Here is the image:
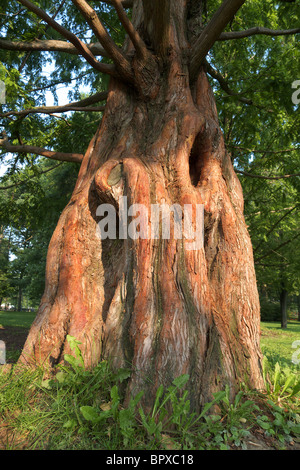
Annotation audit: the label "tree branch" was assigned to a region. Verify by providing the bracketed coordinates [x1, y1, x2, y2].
[0, 91, 108, 119]
[228, 145, 295, 155]
[110, 0, 148, 60]
[219, 27, 300, 41]
[71, 0, 133, 81]
[254, 206, 299, 253]
[16, 0, 117, 76]
[142, 0, 170, 58]
[255, 232, 300, 263]
[0, 132, 83, 163]
[235, 169, 300, 180]
[205, 61, 253, 105]
[18, 0, 67, 73]
[189, 0, 246, 81]
[0, 162, 64, 190]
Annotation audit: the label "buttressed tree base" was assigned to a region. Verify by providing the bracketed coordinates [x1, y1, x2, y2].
[3, 0, 271, 411]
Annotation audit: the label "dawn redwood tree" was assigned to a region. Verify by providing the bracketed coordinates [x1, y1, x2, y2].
[1, 0, 299, 410]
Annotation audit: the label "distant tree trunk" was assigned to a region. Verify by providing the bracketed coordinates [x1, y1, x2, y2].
[17, 286, 22, 312]
[16, 271, 24, 312]
[280, 288, 288, 329]
[20, 0, 264, 411]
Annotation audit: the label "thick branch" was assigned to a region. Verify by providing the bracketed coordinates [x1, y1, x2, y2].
[17, 0, 117, 76]
[142, 0, 170, 58]
[235, 169, 300, 180]
[0, 38, 110, 58]
[0, 91, 108, 119]
[228, 145, 295, 155]
[110, 0, 148, 60]
[219, 27, 300, 40]
[0, 133, 83, 163]
[71, 0, 133, 81]
[190, 0, 246, 80]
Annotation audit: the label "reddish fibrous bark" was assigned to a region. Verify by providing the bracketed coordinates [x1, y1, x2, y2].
[20, 0, 264, 411]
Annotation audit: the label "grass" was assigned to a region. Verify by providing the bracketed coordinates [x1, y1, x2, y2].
[0, 310, 36, 329]
[261, 321, 300, 369]
[0, 320, 299, 450]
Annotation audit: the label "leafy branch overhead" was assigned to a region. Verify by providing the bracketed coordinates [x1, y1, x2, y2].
[0, 0, 299, 161]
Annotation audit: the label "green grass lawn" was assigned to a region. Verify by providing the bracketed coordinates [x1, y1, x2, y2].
[0, 310, 36, 329]
[0, 311, 299, 369]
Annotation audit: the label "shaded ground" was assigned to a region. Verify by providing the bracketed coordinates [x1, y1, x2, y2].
[0, 325, 30, 363]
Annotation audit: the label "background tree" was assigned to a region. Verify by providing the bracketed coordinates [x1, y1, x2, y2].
[0, 227, 13, 306]
[0, 0, 299, 411]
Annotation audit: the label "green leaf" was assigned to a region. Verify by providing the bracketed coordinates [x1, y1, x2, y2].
[110, 385, 120, 403]
[80, 406, 100, 423]
[55, 371, 67, 384]
[40, 379, 52, 389]
[280, 374, 295, 396]
[172, 374, 189, 389]
[113, 368, 131, 383]
[289, 381, 300, 398]
[63, 419, 77, 429]
[152, 384, 164, 418]
[64, 354, 82, 369]
[273, 362, 281, 394]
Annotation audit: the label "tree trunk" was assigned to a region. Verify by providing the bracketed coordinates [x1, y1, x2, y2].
[20, 0, 264, 411]
[280, 288, 288, 329]
[17, 272, 24, 312]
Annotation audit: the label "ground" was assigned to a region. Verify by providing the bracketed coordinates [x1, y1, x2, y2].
[0, 316, 299, 450]
[0, 324, 30, 363]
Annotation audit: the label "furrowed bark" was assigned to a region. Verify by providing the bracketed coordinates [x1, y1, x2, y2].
[142, 0, 171, 58]
[19, 0, 264, 412]
[20, 75, 263, 412]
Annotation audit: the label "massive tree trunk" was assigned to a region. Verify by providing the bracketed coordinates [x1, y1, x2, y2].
[20, 0, 264, 411]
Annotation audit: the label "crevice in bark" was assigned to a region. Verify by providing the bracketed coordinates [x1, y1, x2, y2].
[189, 132, 204, 186]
